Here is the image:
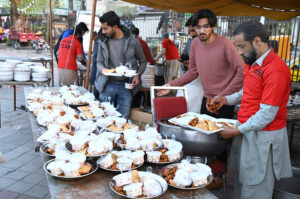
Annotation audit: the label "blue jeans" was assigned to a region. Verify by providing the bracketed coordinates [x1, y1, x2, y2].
[99, 81, 132, 119]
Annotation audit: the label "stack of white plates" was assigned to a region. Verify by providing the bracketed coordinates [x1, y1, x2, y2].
[0, 65, 14, 81]
[14, 67, 31, 82]
[5, 59, 22, 67]
[16, 63, 34, 69]
[32, 68, 49, 82]
[141, 65, 155, 88]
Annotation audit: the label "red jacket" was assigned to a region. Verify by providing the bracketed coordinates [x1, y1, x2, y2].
[137, 37, 154, 65]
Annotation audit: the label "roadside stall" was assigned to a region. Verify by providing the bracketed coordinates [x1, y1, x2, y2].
[26, 0, 300, 198]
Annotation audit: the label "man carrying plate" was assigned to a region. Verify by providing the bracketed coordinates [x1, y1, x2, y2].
[95, 11, 147, 119]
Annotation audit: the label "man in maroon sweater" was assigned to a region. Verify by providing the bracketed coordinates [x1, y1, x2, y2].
[158, 9, 244, 119]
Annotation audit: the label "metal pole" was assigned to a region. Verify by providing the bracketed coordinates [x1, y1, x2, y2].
[84, 0, 97, 89]
[49, 0, 54, 86]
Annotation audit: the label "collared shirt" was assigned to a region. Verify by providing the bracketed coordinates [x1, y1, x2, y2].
[252, 48, 271, 67]
[225, 48, 292, 185]
[226, 48, 275, 133]
[227, 48, 290, 132]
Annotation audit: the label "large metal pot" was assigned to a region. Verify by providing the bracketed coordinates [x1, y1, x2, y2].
[273, 167, 300, 199]
[158, 119, 228, 157]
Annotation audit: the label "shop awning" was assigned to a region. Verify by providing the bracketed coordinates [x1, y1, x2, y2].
[123, 0, 300, 20]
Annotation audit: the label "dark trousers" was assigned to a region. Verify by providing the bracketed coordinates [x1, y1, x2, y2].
[201, 97, 235, 164]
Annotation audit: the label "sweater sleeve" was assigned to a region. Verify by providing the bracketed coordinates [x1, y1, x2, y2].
[238, 104, 279, 134]
[135, 39, 147, 75]
[169, 40, 198, 86]
[218, 40, 244, 96]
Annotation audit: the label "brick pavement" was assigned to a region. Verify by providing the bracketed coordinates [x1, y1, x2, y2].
[0, 86, 50, 199]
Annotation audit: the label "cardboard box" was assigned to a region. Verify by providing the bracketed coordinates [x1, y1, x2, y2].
[130, 108, 153, 124]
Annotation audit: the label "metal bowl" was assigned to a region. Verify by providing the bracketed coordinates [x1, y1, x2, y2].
[43, 159, 98, 181]
[109, 171, 168, 199]
[273, 167, 300, 199]
[161, 163, 213, 190]
[158, 119, 228, 157]
[40, 143, 55, 158]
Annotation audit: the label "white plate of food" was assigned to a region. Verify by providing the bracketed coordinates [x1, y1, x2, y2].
[169, 113, 238, 134]
[160, 162, 213, 190]
[110, 170, 168, 199]
[65, 142, 111, 159]
[168, 112, 214, 127]
[43, 159, 98, 180]
[79, 112, 98, 121]
[146, 150, 183, 165]
[97, 150, 145, 172]
[77, 105, 91, 112]
[102, 72, 123, 77]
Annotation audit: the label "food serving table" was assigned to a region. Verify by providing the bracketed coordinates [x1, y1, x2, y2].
[24, 87, 219, 199]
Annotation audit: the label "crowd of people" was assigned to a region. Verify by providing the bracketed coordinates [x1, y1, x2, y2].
[54, 8, 292, 199]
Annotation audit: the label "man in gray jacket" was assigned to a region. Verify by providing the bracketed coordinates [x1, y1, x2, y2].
[95, 11, 146, 119]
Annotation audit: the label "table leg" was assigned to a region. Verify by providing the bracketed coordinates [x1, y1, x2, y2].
[13, 85, 16, 111]
[51, 61, 54, 87]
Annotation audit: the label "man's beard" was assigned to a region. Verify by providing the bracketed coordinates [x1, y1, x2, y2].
[107, 30, 115, 38]
[198, 33, 208, 41]
[242, 47, 257, 65]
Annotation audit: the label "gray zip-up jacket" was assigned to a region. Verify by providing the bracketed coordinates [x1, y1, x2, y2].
[94, 25, 147, 95]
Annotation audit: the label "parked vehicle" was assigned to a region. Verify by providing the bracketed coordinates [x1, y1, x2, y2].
[31, 37, 50, 54]
[8, 26, 42, 49]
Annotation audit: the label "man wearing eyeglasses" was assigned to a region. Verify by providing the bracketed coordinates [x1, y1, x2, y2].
[159, 9, 244, 120]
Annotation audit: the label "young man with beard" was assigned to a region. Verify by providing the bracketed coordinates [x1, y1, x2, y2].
[95, 11, 147, 119]
[211, 21, 292, 199]
[58, 23, 88, 85]
[177, 16, 204, 113]
[158, 9, 244, 119]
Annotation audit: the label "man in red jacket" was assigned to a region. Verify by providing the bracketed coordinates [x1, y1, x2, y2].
[154, 33, 180, 83]
[131, 27, 154, 65]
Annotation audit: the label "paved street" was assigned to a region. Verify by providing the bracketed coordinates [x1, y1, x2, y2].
[0, 86, 51, 199]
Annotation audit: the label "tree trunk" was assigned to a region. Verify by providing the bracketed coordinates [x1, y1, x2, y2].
[10, 0, 19, 26]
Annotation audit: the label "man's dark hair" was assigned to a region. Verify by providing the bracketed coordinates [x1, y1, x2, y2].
[74, 22, 89, 36]
[192, 9, 217, 27]
[233, 21, 269, 43]
[131, 27, 139, 36]
[185, 16, 193, 27]
[99, 11, 120, 27]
